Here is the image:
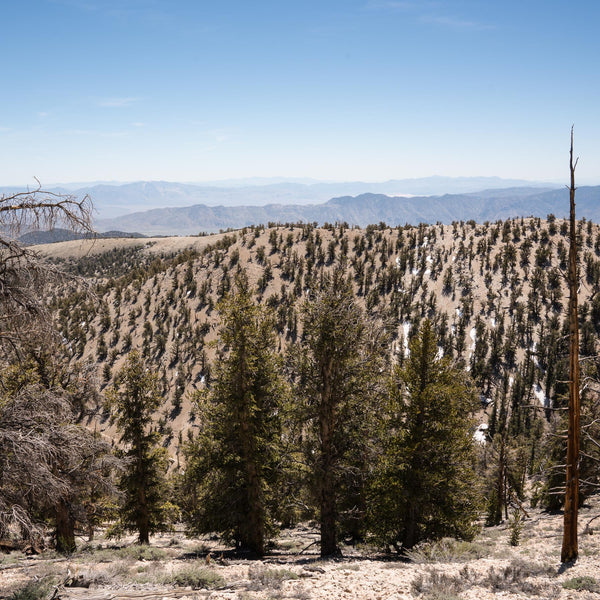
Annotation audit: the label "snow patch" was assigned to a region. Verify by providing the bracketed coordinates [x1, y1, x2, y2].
[533, 383, 548, 407]
[474, 423, 489, 445]
[469, 327, 477, 350]
[402, 322, 411, 357]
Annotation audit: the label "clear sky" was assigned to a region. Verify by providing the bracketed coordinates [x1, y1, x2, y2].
[1, 0, 599, 186]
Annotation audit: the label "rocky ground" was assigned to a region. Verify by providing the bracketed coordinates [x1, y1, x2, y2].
[3, 497, 600, 600]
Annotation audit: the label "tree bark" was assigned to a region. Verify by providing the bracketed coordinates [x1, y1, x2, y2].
[137, 448, 150, 545]
[562, 126, 580, 563]
[55, 499, 76, 554]
[319, 360, 338, 557]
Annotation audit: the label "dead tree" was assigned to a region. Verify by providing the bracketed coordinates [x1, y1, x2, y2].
[0, 183, 105, 548]
[562, 126, 580, 563]
[0, 184, 93, 356]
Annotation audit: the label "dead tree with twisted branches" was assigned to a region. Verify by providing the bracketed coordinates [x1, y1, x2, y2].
[0, 183, 120, 551]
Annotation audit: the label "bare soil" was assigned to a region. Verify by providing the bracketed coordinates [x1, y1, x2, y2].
[3, 497, 600, 600]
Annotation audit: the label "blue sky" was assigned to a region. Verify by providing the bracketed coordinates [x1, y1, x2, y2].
[1, 0, 599, 185]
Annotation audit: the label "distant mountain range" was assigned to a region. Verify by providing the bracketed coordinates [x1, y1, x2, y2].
[9, 176, 599, 237]
[0, 176, 558, 221]
[92, 185, 600, 236]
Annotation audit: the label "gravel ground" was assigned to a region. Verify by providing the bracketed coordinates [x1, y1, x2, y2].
[2, 498, 600, 600]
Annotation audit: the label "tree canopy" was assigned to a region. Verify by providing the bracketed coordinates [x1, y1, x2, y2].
[370, 320, 482, 551]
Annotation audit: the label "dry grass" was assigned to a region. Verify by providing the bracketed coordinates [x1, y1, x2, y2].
[3, 496, 600, 599]
[405, 537, 489, 563]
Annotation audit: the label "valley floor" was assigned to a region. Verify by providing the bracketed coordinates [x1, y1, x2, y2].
[3, 498, 600, 600]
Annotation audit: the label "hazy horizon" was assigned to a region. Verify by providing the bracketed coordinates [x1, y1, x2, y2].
[5, 174, 582, 190]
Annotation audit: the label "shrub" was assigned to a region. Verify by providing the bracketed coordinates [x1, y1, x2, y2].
[406, 537, 488, 563]
[508, 510, 523, 546]
[247, 566, 299, 590]
[410, 568, 466, 599]
[165, 566, 225, 589]
[562, 576, 599, 592]
[9, 578, 55, 600]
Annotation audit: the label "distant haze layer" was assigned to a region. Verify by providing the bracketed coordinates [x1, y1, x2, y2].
[91, 185, 600, 237]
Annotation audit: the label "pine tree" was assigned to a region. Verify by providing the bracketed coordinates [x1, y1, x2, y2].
[106, 350, 169, 544]
[292, 265, 387, 556]
[183, 270, 288, 556]
[370, 320, 482, 551]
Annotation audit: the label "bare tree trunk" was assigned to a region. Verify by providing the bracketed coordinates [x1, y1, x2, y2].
[55, 499, 76, 554]
[402, 502, 420, 550]
[241, 396, 265, 556]
[562, 126, 580, 563]
[137, 449, 150, 545]
[319, 362, 338, 557]
[244, 459, 265, 555]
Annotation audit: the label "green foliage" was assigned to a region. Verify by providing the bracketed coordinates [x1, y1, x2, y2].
[8, 578, 55, 600]
[370, 320, 482, 551]
[562, 576, 599, 592]
[106, 350, 170, 543]
[292, 265, 387, 555]
[183, 270, 288, 555]
[508, 509, 523, 546]
[405, 537, 488, 563]
[0, 350, 115, 552]
[164, 566, 226, 589]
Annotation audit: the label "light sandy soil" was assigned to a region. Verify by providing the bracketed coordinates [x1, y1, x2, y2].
[32, 233, 232, 260]
[2, 497, 600, 600]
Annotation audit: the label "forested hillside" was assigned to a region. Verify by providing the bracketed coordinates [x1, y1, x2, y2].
[47, 217, 600, 429]
[29, 215, 600, 555]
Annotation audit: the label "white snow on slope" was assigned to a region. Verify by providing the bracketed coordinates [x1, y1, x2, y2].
[474, 423, 489, 445]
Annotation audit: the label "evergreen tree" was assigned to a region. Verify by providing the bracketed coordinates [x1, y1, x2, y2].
[106, 350, 169, 544]
[292, 265, 387, 556]
[370, 320, 482, 551]
[183, 270, 288, 556]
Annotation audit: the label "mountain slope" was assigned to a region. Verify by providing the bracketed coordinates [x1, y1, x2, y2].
[41, 216, 600, 454]
[93, 186, 598, 236]
[1, 177, 558, 221]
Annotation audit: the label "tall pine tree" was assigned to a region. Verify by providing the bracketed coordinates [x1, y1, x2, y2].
[370, 320, 482, 551]
[293, 266, 387, 556]
[106, 350, 169, 544]
[183, 270, 288, 556]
